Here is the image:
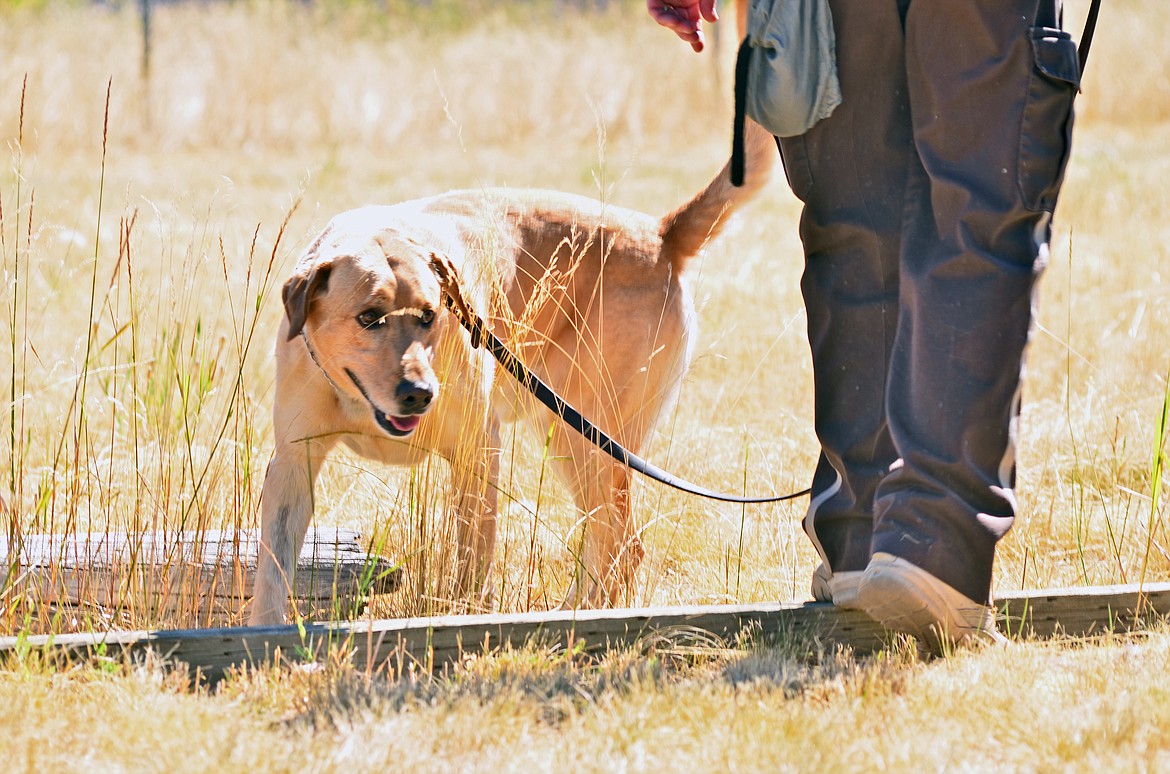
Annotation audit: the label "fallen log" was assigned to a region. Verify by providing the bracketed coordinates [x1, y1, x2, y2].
[0, 528, 402, 623]
[2, 581, 1167, 683]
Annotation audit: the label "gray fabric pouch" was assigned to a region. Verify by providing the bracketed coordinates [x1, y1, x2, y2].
[744, 0, 841, 137]
[731, 0, 841, 185]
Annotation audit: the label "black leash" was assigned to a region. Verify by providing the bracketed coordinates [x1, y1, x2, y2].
[429, 256, 810, 505]
[1077, 0, 1102, 74]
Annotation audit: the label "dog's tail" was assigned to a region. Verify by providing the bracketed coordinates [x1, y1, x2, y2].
[658, 118, 777, 272]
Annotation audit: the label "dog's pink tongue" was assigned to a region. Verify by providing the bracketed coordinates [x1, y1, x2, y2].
[390, 415, 421, 433]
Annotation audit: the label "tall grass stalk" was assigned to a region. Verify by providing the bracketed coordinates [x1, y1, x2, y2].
[0, 74, 298, 631]
[1138, 366, 1170, 591]
[4, 77, 26, 527]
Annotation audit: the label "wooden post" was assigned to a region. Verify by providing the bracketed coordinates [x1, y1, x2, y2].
[139, 0, 152, 130]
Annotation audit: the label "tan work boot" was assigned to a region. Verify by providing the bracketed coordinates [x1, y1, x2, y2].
[854, 552, 1007, 653]
[810, 562, 863, 608]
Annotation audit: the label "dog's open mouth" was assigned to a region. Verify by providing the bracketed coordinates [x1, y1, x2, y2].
[344, 368, 426, 438]
[375, 410, 422, 437]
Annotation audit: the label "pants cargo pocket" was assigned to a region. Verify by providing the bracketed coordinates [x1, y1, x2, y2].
[1018, 27, 1081, 212]
[778, 134, 816, 202]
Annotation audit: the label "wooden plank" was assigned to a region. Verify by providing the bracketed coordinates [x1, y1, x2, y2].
[0, 527, 402, 618]
[996, 582, 1170, 639]
[2, 582, 1167, 683]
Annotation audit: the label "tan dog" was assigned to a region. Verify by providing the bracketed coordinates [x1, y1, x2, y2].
[249, 122, 776, 625]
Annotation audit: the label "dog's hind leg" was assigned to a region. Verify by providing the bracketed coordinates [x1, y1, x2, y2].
[250, 439, 332, 626]
[553, 439, 645, 609]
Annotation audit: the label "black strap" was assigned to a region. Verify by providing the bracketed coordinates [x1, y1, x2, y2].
[730, 36, 753, 188]
[444, 297, 810, 505]
[1036, 0, 1060, 29]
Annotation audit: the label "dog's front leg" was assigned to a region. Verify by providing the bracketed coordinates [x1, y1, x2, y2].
[449, 422, 501, 607]
[250, 442, 329, 626]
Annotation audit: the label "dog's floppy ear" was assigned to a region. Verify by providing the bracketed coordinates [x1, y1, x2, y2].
[282, 258, 333, 340]
[429, 251, 482, 349]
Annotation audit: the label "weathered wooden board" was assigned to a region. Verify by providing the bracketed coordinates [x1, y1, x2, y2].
[3, 582, 1167, 683]
[0, 527, 401, 618]
[994, 582, 1170, 639]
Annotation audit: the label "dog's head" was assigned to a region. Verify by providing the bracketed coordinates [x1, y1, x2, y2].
[282, 224, 448, 439]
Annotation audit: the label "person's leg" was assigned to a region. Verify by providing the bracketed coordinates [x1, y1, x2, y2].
[860, 0, 1079, 645]
[777, 0, 911, 601]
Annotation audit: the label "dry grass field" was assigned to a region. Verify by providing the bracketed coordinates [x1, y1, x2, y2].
[1, 0, 1169, 768]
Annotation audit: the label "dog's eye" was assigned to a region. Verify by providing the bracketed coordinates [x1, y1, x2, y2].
[419, 308, 435, 327]
[357, 309, 387, 329]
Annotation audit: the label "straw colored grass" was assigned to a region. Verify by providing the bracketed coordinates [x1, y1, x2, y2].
[1, 0, 1168, 767]
[4, 629, 1170, 770]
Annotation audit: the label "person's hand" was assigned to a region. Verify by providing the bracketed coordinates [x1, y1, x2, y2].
[646, 0, 718, 53]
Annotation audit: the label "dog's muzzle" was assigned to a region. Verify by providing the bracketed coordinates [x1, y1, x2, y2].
[345, 368, 434, 438]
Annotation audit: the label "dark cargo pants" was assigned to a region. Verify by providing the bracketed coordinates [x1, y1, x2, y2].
[779, 0, 1080, 602]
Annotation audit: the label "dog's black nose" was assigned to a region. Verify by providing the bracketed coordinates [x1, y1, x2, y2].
[396, 380, 434, 413]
